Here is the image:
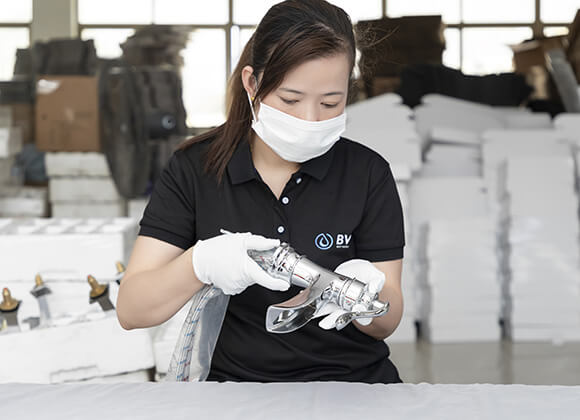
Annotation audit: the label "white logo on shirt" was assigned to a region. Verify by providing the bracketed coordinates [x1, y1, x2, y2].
[315, 233, 352, 250]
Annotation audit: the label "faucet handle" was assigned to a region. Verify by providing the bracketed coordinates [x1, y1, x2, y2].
[333, 300, 389, 330]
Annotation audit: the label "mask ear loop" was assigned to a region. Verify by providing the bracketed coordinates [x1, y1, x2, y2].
[247, 91, 258, 122]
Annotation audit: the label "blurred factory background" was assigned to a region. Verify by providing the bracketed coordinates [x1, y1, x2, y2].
[1, 0, 580, 385]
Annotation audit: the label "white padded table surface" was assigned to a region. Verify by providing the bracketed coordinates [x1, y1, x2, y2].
[2, 382, 579, 419]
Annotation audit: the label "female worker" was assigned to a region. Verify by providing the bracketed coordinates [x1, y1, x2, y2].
[116, 0, 405, 383]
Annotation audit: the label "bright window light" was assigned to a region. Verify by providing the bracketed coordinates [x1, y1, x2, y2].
[0, 28, 29, 80]
[462, 27, 533, 75]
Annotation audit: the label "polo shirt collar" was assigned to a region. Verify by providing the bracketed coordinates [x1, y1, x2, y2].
[227, 139, 257, 185]
[227, 138, 338, 185]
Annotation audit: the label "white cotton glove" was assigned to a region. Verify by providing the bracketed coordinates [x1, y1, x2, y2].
[191, 231, 290, 295]
[317, 259, 386, 330]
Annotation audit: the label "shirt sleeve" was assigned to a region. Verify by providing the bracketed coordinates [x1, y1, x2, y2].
[138, 151, 196, 250]
[354, 157, 405, 262]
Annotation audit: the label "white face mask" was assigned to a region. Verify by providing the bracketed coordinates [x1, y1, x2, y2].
[247, 92, 346, 163]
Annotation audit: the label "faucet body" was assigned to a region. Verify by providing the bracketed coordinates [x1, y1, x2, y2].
[248, 244, 389, 333]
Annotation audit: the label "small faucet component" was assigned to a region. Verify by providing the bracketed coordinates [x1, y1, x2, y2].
[30, 274, 53, 327]
[0, 287, 21, 332]
[115, 261, 125, 285]
[87, 275, 115, 312]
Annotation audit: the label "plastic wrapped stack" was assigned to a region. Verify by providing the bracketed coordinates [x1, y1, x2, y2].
[501, 155, 580, 342]
[0, 106, 47, 218]
[344, 93, 420, 341]
[0, 109, 19, 198]
[46, 152, 127, 217]
[419, 218, 501, 342]
[409, 177, 500, 342]
[386, 181, 415, 342]
[344, 93, 422, 182]
[0, 107, 22, 185]
[481, 129, 573, 333]
[553, 113, 580, 171]
[414, 94, 553, 150]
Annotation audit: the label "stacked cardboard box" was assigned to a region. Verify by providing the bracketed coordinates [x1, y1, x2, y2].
[356, 16, 445, 97]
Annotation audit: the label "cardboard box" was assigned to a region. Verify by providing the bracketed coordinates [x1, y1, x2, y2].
[35, 76, 100, 152]
[11, 103, 34, 144]
[510, 36, 567, 74]
[370, 76, 401, 96]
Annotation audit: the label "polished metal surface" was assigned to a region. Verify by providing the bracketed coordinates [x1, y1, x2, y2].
[249, 244, 388, 333]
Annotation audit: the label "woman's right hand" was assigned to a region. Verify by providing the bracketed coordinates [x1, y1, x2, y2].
[191, 231, 290, 295]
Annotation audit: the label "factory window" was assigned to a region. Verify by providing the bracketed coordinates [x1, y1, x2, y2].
[0, 0, 32, 23]
[78, 0, 154, 25]
[79, 0, 229, 25]
[80, 29, 135, 59]
[233, 0, 381, 25]
[388, 0, 577, 75]
[544, 27, 570, 37]
[461, 0, 535, 23]
[541, 0, 580, 23]
[182, 29, 227, 127]
[153, 0, 229, 25]
[462, 27, 534, 75]
[75, 0, 580, 127]
[0, 28, 29, 80]
[443, 28, 461, 70]
[0, 0, 31, 80]
[387, 0, 461, 24]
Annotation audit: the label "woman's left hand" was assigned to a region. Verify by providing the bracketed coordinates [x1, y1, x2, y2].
[317, 259, 386, 330]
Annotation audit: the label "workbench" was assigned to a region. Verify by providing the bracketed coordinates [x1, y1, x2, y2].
[2, 381, 579, 419]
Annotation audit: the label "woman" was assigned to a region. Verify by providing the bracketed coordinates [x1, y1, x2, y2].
[117, 0, 405, 384]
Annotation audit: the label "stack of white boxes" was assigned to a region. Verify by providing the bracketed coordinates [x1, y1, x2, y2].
[481, 129, 573, 331]
[343, 93, 420, 341]
[386, 181, 416, 342]
[344, 92, 422, 180]
[0, 106, 22, 185]
[419, 218, 501, 342]
[420, 143, 482, 177]
[0, 106, 48, 218]
[409, 177, 501, 342]
[46, 152, 127, 218]
[414, 94, 552, 148]
[0, 217, 156, 383]
[501, 155, 580, 342]
[128, 197, 149, 221]
[554, 113, 580, 178]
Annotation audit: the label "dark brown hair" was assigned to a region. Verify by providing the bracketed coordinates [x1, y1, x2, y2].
[177, 0, 356, 182]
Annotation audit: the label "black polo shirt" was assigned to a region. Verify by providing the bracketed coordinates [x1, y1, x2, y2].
[139, 136, 405, 383]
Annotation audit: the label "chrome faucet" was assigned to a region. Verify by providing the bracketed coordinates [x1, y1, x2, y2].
[248, 243, 389, 333]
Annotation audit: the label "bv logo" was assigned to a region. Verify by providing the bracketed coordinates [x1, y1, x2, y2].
[315, 233, 334, 250]
[315, 233, 352, 250]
